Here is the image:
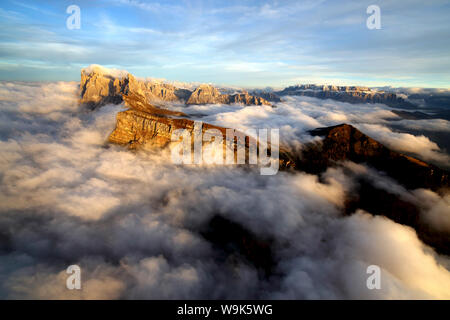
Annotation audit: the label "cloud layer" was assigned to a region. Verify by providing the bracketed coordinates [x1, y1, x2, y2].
[0, 82, 449, 299]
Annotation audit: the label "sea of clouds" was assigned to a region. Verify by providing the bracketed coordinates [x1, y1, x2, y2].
[0, 81, 449, 299]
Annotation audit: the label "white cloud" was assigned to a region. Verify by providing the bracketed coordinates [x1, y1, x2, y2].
[355, 123, 450, 166]
[0, 82, 449, 299]
[412, 189, 450, 234]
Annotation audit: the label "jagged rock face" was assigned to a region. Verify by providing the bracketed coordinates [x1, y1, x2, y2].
[186, 84, 228, 105]
[229, 92, 271, 105]
[186, 85, 272, 106]
[80, 68, 125, 107]
[276, 84, 416, 108]
[80, 67, 271, 108]
[80, 67, 188, 108]
[309, 124, 388, 160]
[299, 124, 449, 190]
[127, 74, 187, 103]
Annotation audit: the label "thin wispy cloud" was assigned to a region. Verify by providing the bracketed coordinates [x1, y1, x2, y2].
[0, 0, 449, 87]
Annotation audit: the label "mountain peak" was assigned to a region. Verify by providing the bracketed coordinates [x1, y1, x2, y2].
[79, 65, 271, 107]
[81, 64, 129, 79]
[301, 123, 447, 190]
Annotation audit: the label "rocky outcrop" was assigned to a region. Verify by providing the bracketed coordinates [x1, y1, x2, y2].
[109, 107, 227, 150]
[80, 67, 125, 108]
[228, 91, 272, 106]
[298, 124, 449, 190]
[186, 84, 228, 105]
[80, 66, 271, 108]
[186, 85, 271, 106]
[276, 84, 416, 108]
[80, 66, 188, 109]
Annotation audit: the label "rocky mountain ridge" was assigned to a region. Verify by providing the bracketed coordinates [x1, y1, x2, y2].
[186, 85, 271, 105]
[275, 84, 417, 108]
[80, 66, 271, 108]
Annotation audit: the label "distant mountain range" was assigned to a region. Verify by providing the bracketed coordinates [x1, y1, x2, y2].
[80, 66, 271, 109]
[80, 65, 450, 120]
[270, 84, 450, 120]
[272, 84, 416, 108]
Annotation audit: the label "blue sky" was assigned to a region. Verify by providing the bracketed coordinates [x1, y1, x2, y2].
[0, 0, 449, 88]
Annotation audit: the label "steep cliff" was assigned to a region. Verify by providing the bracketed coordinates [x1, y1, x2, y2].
[108, 107, 227, 150]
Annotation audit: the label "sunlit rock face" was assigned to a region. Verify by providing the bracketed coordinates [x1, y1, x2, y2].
[80, 67, 271, 108]
[80, 66, 188, 108]
[80, 66, 125, 107]
[108, 108, 227, 150]
[109, 108, 193, 149]
[186, 84, 228, 105]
